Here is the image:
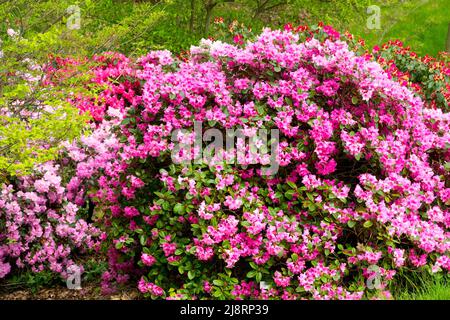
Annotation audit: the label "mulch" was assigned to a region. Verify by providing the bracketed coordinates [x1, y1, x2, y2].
[0, 283, 141, 300]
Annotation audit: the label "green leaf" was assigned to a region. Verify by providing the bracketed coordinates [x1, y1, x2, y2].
[285, 189, 295, 199]
[139, 235, 146, 246]
[347, 220, 356, 228]
[162, 201, 170, 211]
[213, 279, 224, 286]
[444, 162, 450, 171]
[121, 118, 131, 125]
[363, 220, 373, 228]
[274, 191, 283, 199]
[173, 203, 184, 214]
[154, 191, 165, 198]
[287, 181, 297, 189]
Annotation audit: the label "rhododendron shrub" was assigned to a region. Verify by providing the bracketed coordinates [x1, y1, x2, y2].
[43, 52, 140, 123]
[0, 162, 102, 279]
[0, 53, 129, 280]
[70, 27, 450, 300]
[372, 40, 450, 112]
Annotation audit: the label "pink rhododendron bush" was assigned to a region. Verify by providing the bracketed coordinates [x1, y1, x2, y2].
[0, 163, 102, 278]
[1, 26, 450, 300]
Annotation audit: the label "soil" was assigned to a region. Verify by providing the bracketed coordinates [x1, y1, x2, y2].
[0, 283, 141, 300]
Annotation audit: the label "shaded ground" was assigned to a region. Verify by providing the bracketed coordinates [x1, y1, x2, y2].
[0, 283, 140, 300]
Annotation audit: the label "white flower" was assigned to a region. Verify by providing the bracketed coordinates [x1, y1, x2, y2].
[7, 28, 19, 38]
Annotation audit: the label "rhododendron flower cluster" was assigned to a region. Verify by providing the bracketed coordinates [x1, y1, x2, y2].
[0, 163, 101, 279]
[371, 40, 450, 112]
[44, 52, 140, 122]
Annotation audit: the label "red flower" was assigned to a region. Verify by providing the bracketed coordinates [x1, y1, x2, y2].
[233, 34, 244, 45]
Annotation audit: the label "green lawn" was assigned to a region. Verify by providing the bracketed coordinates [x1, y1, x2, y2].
[351, 0, 450, 56]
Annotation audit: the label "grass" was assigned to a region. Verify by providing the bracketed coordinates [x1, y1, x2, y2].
[351, 0, 450, 56]
[394, 272, 450, 300]
[397, 278, 450, 300]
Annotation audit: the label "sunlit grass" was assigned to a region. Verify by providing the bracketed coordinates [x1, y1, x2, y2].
[394, 272, 450, 300]
[353, 0, 450, 56]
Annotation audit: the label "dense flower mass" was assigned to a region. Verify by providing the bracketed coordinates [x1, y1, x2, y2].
[372, 40, 450, 112]
[1, 25, 449, 300]
[0, 163, 101, 278]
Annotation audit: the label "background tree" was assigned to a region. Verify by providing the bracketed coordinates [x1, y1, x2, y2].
[446, 22, 450, 53]
[190, 0, 196, 32]
[252, 0, 289, 18]
[203, 0, 235, 34]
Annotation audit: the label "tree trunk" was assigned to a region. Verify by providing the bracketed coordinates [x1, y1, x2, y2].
[446, 22, 450, 53]
[204, 1, 216, 35]
[190, 0, 195, 32]
[253, 0, 266, 19]
[252, 0, 286, 19]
